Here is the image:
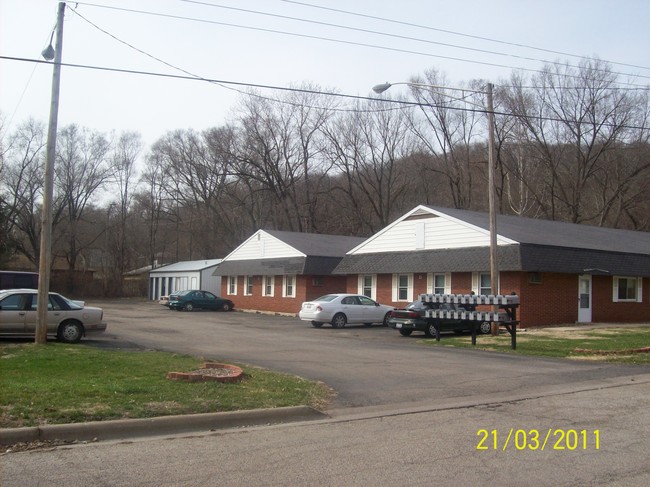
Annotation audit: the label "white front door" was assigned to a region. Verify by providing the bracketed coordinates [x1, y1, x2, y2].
[578, 275, 592, 323]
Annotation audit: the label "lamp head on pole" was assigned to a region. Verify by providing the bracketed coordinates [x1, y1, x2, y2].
[372, 82, 392, 94]
[41, 43, 55, 60]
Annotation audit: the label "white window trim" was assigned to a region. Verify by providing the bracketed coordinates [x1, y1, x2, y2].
[227, 276, 238, 296]
[427, 272, 451, 295]
[357, 274, 377, 300]
[392, 273, 414, 302]
[263, 275, 275, 297]
[613, 276, 643, 303]
[472, 272, 500, 295]
[283, 275, 296, 298]
[244, 275, 253, 296]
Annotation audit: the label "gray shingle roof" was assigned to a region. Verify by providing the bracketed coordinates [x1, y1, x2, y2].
[427, 206, 650, 255]
[333, 207, 650, 277]
[215, 231, 366, 276]
[215, 256, 346, 276]
[333, 245, 522, 274]
[263, 230, 365, 257]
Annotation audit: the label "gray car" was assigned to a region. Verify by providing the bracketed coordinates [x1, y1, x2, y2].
[0, 289, 107, 343]
[299, 293, 394, 328]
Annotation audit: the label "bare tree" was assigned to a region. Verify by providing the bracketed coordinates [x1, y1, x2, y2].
[502, 58, 650, 225]
[54, 124, 111, 291]
[149, 128, 233, 257]
[322, 99, 413, 234]
[106, 131, 142, 291]
[405, 69, 485, 210]
[229, 87, 336, 233]
[0, 119, 47, 265]
[136, 151, 172, 269]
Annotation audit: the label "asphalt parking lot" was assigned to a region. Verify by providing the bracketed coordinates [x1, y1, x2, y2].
[88, 299, 650, 411]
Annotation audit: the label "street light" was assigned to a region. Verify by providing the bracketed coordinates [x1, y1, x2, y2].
[373, 81, 499, 313]
[36, 2, 65, 344]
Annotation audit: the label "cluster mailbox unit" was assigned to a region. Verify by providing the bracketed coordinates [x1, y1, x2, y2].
[420, 293, 520, 349]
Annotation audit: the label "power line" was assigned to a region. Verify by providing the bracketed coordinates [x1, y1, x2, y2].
[66, 5, 404, 115]
[72, 1, 649, 89]
[278, 0, 650, 73]
[180, 0, 650, 83]
[2, 55, 648, 132]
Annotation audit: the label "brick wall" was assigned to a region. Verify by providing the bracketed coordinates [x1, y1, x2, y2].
[221, 274, 347, 315]
[346, 271, 577, 327]
[223, 271, 650, 326]
[593, 276, 650, 323]
[517, 272, 577, 327]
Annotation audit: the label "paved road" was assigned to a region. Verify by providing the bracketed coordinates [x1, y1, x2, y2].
[3, 378, 649, 486]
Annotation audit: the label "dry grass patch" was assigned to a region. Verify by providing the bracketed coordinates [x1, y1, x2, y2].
[421, 326, 650, 364]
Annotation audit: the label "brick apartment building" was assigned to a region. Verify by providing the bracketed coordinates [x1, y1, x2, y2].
[218, 205, 650, 327]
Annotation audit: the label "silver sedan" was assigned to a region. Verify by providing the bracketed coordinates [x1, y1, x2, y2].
[0, 289, 107, 343]
[298, 293, 394, 328]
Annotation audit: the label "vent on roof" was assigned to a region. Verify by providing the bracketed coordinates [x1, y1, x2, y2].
[405, 211, 439, 221]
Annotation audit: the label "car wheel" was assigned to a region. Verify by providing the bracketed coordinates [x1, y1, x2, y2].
[184, 302, 194, 312]
[222, 302, 231, 312]
[331, 313, 347, 328]
[424, 322, 437, 337]
[382, 312, 392, 327]
[311, 321, 323, 328]
[479, 321, 492, 334]
[399, 329, 412, 337]
[57, 321, 83, 343]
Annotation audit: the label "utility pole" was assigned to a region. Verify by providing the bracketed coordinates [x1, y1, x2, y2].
[372, 80, 501, 330]
[486, 83, 500, 335]
[36, 2, 65, 344]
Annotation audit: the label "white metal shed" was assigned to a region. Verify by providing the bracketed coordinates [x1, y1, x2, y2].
[149, 259, 222, 300]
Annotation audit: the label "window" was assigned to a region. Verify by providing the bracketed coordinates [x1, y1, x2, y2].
[392, 274, 413, 302]
[227, 276, 237, 295]
[613, 277, 642, 302]
[358, 275, 376, 299]
[473, 272, 498, 295]
[428, 273, 450, 295]
[312, 277, 324, 287]
[244, 276, 253, 296]
[263, 276, 275, 297]
[529, 272, 542, 284]
[283, 275, 296, 298]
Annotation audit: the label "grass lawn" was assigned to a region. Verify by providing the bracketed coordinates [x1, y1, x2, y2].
[420, 326, 650, 364]
[0, 343, 332, 428]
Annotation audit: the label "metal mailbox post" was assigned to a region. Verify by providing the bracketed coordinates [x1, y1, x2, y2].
[420, 293, 520, 349]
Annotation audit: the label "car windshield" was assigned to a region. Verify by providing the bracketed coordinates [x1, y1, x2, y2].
[313, 295, 338, 302]
[406, 301, 440, 311]
[406, 301, 425, 310]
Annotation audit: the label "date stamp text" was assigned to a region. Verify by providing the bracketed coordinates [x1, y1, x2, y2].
[477, 429, 600, 451]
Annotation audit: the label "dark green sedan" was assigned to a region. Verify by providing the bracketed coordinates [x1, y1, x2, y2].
[168, 290, 234, 312]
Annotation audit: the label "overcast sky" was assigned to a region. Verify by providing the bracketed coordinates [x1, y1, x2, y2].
[2, 0, 649, 149]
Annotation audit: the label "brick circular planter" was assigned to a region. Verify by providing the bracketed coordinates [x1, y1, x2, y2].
[166, 362, 244, 383]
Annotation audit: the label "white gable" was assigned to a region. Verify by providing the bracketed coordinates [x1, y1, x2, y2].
[349, 206, 518, 255]
[223, 230, 305, 261]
